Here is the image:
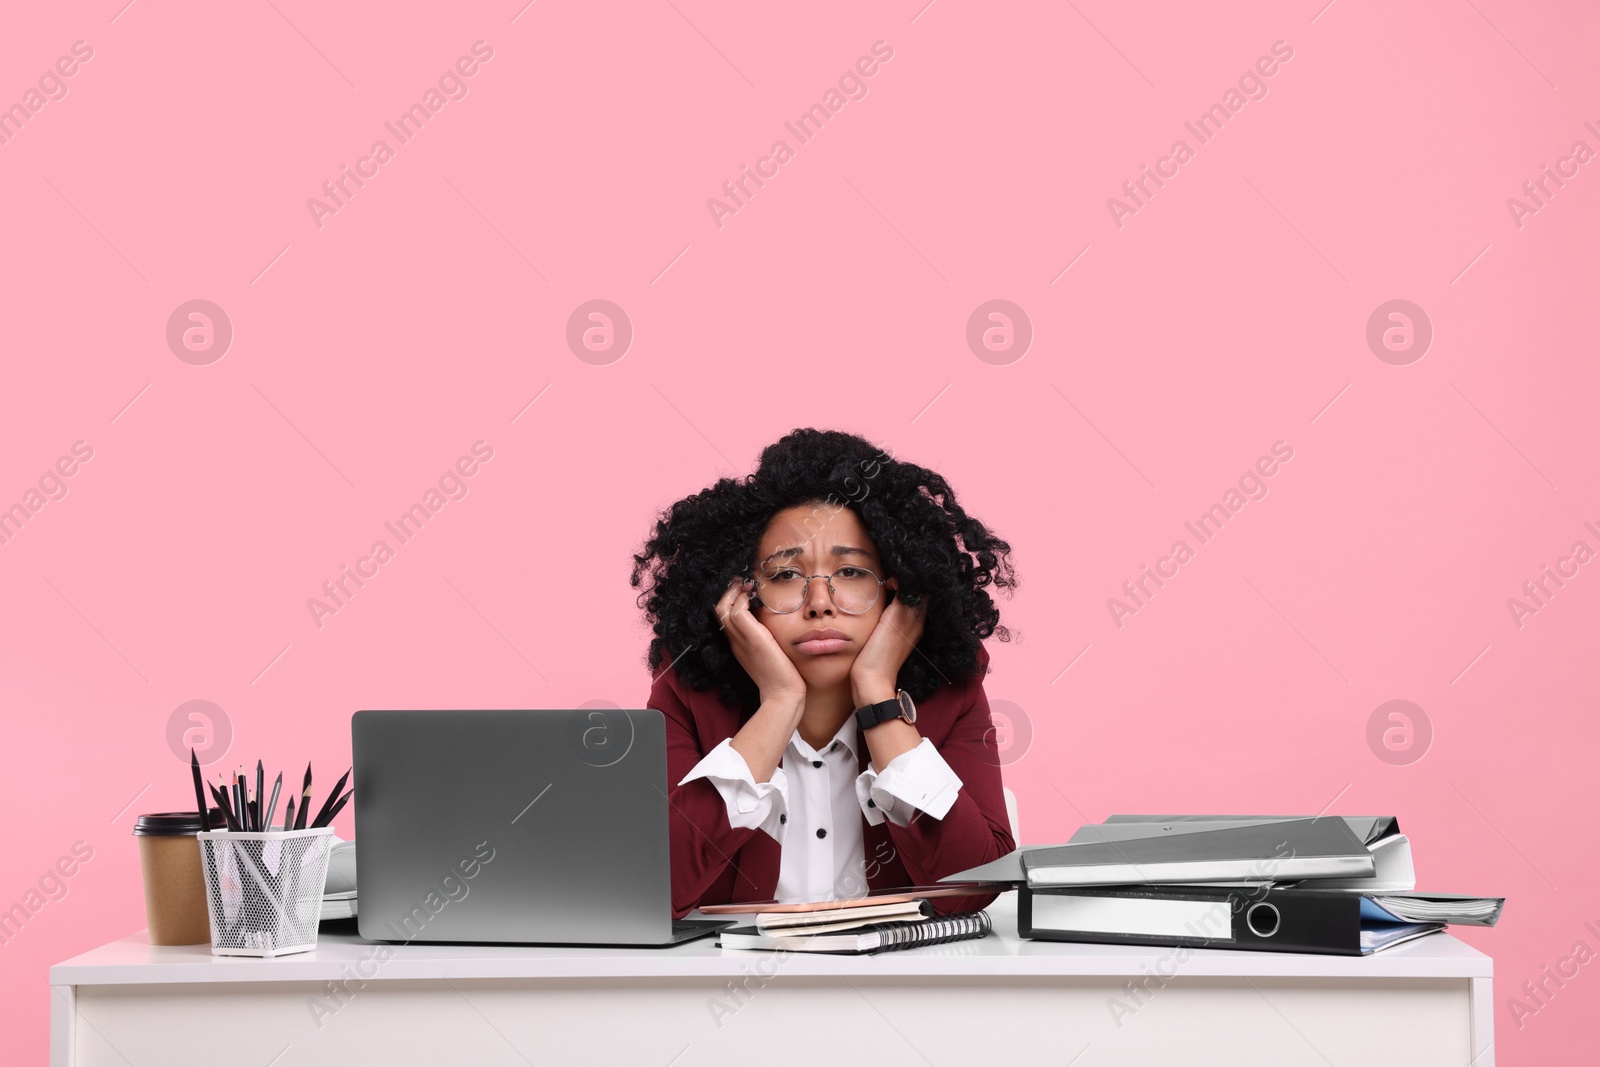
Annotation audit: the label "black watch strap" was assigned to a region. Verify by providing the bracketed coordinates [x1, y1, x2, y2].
[854, 696, 903, 733]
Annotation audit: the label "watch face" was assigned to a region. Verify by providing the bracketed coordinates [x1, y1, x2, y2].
[897, 690, 916, 724]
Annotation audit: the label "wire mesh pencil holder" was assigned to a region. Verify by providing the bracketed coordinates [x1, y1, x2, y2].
[196, 827, 335, 957]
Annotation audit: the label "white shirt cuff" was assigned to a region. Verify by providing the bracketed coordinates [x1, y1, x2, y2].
[677, 737, 789, 841]
[855, 737, 963, 827]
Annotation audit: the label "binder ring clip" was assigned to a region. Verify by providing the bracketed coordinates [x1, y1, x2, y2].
[1245, 901, 1281, 938]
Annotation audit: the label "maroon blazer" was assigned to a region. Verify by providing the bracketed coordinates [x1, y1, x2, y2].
[647, 642, 1014, 919]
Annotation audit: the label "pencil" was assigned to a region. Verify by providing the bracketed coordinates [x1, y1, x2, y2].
[190, 749, 210, 832]
[262, 772, 283, 833]
[294, 763, 312, 830]
[310, 767, 352, 829]
[210, 783, 240, 831]
[255, 760, 264, 834]
[313, 788, 353, 828]
[282, 794, 296, 833]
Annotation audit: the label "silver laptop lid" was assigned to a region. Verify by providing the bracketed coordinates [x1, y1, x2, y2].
[353, 708, 672, 945]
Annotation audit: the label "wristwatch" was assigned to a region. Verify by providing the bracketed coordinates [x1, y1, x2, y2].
[855, 689, 916, 733]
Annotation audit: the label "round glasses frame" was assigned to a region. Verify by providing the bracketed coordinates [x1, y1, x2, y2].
[748, 566, 887, 615]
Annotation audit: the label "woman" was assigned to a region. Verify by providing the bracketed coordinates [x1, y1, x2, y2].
[631, 429, 1020, 918]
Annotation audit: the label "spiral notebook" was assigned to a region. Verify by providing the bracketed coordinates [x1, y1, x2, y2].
[717, 909, 993, 954]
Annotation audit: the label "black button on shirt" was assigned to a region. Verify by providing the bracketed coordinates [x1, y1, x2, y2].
[812, 760, 822, 768]
[779, 814, 786, 824]
[816, 828, 827, 839]
[867, 799, 876, 808]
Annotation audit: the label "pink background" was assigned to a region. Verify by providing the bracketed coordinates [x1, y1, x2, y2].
[3, 0, 1597, 1062]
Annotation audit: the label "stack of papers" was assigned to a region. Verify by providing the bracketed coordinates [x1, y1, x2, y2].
[1361, 922, 1443, 953]
[719, 902, 993, 955]
[1367, 894, 1503, 924]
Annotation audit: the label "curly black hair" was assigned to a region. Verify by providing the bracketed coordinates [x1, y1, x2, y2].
[630, 428, 1019, 719]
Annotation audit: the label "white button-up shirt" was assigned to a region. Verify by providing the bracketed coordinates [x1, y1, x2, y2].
[678, 713, 965, 902]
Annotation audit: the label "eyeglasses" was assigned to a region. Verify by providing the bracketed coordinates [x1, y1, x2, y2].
[749, 565, 886, 615]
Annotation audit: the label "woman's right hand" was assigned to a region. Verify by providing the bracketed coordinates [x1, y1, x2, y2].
[715, 576, 807, 708]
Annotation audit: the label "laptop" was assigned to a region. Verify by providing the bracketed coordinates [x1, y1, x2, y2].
[352, 708, 734, 946]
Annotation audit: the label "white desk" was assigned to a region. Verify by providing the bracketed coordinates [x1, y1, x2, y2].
[51, 893, 1493, 1066]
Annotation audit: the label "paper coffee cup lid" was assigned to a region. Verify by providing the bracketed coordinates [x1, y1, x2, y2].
[132, 810, 224, 836]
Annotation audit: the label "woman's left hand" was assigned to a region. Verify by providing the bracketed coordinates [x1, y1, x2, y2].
[850, 579, 927, 704]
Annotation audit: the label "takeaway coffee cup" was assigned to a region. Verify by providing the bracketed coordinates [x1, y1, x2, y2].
[134, 811, 219, 946]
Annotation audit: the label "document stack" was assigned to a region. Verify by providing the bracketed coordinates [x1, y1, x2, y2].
[716, 897, 993, 955]
[943, 814, 1505, 956]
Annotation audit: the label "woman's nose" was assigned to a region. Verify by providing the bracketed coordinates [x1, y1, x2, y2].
[803, 576, 834, 615]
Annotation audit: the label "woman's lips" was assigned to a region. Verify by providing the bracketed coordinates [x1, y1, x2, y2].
[795, 637, 850, 655]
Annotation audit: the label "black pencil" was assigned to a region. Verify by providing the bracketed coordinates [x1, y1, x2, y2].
[313, 788, 353, 828]
[210, 783, 240, 832]
[294, 763, 312, 830]
[255, 760, 264, 834]
[310, 767, 351, 829]
[282, 794, 296, 833]
[190, 749, 210, 832]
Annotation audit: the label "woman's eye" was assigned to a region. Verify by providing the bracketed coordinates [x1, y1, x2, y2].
[835, 567, 867, 578]
[768, 570, 800, 581]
